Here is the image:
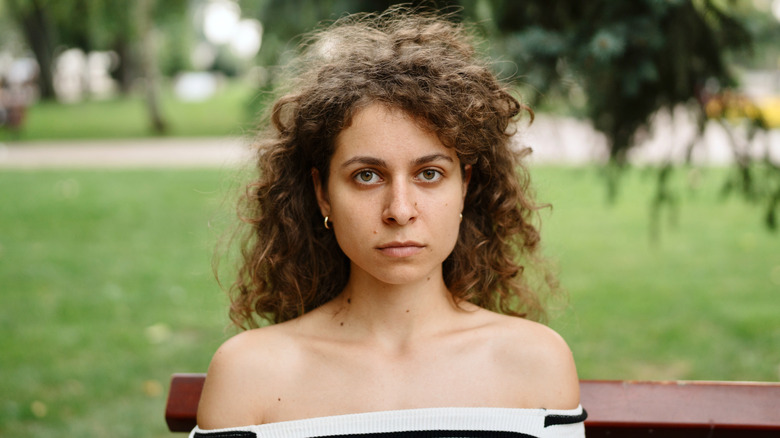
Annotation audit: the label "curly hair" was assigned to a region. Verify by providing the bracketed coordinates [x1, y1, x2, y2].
[228, 6, 557, 329]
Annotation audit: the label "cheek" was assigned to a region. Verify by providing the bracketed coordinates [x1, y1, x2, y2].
[423, 194, 464, 233]
[329, 191, 360, 223]
[328, 193, 378, 240]
[428, 187, 465, 214]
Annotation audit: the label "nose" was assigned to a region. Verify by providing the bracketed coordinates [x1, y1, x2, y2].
[382, 180, 418, 225]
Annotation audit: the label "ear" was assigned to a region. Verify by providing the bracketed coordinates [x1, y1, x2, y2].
[311, 168, 331, 217]
[461, 164, 472, 202]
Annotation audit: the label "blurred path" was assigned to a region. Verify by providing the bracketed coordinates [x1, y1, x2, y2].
[1, 115, 776, 168]
[0, 137, 251, 169]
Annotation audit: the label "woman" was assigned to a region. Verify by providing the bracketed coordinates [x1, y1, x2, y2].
[194, 7, 585, 438]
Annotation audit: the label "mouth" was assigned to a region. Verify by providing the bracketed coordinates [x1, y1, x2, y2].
[376, 241, 425, 257]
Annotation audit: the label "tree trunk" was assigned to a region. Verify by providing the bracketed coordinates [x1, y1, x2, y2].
[112, 37, 135, 95]
[137, 0, 167, 134]
[6, 0, 57, 100]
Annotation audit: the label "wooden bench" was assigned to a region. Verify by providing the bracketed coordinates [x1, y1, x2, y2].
[165, 373, 780, 436]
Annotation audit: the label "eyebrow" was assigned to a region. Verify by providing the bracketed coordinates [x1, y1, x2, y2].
[340, 156, 387, 169]
[340, 153, 454, 169]
[412, 153, 454, 167]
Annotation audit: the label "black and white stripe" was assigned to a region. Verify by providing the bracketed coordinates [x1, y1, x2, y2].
[191, 406, 587, 438]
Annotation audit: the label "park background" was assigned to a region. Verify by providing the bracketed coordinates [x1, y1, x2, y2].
[1, 0, 779, 436]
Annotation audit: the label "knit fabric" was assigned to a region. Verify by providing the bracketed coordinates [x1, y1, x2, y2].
[190, 405, 586, 438]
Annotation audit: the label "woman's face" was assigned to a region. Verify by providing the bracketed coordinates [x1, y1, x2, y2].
[314, 104, 470, 287]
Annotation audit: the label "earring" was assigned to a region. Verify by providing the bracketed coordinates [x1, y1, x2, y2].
[459, 213, 463, 222]
[324, 216, 331, 230]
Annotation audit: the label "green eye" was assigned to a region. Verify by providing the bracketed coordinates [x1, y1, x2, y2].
[419, 169, 441, 181]
[357, 171, 377, 183]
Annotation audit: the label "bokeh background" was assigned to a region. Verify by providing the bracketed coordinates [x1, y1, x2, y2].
[1, 0, 779, 436]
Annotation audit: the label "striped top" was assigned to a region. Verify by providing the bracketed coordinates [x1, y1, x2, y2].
[190, 405, 586, 438]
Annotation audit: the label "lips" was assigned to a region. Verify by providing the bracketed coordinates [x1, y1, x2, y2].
[376, 241, 425, 257]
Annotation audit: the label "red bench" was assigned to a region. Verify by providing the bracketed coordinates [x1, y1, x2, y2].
[165, 374, 780, 436]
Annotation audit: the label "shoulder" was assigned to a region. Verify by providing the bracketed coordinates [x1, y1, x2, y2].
[477, 311, 581, 410]
[196, 324, 299, 429]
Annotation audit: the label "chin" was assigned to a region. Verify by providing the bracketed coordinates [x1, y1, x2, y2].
[365, 264, 443, 286]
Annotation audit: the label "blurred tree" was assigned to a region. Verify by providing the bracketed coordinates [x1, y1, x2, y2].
[4, 0, 59, 99]
[4, 0, 188, 96]
[721, 0, 780, 70]
[470, 0, 779, 231]
[137, 0, 165, 133]
[476, 0, 751, 160]
[3, 0, 187, 134]
[240, 0, 457, 79]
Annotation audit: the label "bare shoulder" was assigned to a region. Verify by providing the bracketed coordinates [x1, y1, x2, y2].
[196, 324, 297, 429]
[478, 311, 581, 410]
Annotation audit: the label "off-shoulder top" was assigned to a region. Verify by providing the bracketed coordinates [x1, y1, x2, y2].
[190, 405, 587, 437]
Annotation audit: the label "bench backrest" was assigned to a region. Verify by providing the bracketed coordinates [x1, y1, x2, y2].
[165, 374, 780, 436]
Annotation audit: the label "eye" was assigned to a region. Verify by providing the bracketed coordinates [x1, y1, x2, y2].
[418, 169, 442, 182]
[354, 170, 380, 184]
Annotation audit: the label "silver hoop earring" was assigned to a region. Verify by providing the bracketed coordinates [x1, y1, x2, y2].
[324, 216, 331, 230]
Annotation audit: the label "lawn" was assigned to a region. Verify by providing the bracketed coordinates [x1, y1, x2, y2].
[537, 167, 780, 381]
[0, 80, 262, 142]
[1, 166, 778, 437]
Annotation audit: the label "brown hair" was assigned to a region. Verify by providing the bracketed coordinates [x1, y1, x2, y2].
[228, 6, 557, 329]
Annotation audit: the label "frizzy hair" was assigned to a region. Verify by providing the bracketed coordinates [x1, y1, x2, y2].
[228, 6, 558, 329]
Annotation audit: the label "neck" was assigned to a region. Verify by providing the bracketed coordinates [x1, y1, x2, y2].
[333, 266, 461, 347]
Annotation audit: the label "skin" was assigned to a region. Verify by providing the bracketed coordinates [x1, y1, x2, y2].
[196, 104, 580, 429]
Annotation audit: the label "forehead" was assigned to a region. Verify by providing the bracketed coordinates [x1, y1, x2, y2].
[332, 104, 457, 163]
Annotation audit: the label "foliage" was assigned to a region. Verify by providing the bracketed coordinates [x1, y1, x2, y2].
[715, 0, 780, 69]
[467, 0, 779, 229]
[3, 0, 189, 97]
[474, 0, 749, 158]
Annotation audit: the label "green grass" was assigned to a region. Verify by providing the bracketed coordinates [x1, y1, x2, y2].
[0, 169, 235, 437]
[1, 166, 778, 437]
[0, 80, 262, 142]
[537, 166, 780, 381]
